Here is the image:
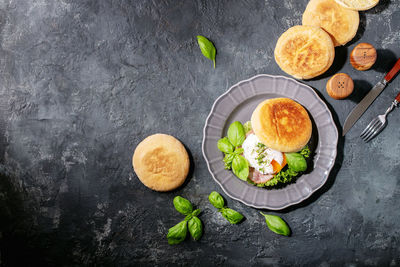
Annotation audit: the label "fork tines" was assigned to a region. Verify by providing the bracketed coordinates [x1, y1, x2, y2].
[360, 117, 384, 142]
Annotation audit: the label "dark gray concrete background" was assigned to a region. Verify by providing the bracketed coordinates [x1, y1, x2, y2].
[0, 0, 399, 266]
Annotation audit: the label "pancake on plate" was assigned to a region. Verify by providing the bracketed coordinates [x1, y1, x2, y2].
[132, 134, 189, 192]
[302, 0, 359, 46]
[274, 25, 335, 80]
[251, 98, 312, 153]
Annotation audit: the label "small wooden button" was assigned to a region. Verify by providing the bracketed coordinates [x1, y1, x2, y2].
[350, 43, 377, 71]
[326, 73, 354, 100]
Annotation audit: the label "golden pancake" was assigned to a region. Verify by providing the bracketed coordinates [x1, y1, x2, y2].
[334, 0, 379, 11]
[132, 134, 189, 192]
[302, 0, 359, 46]
[274, 25, 335, 80]
[251, 98, 312, 153]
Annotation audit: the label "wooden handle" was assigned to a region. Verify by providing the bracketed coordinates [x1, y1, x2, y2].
[384, 58, 400, 83]
[395, 92, 400, 103]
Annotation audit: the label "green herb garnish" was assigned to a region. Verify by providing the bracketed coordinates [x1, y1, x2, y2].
[208, 191, 244, 224]
[243, 121, 252, 133]
[217, 137, 234, 153]
[188, 216, 203, 241]
[221, 208, 244, 224]
[232, 155, 249, 181]
[248, 146, 310, 187]
[227, 121, 246, 147]
[300, 145, 311, 158]
[173, 196, 193, 215]
[167, 196, 203, 244]
[197, 35, 216, 68]
[167, 221, 187, 245]
[217, 121, 249, 180]
[285, 152, 307, 172]
[256, 142, 265, 148]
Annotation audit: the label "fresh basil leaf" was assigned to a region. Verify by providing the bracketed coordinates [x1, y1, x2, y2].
[223, 153, 234, 170]
[184, 214, 193, 221]
[260, 212, 290, 236]
[243, 121, 252, 133]
[167, 220, 188, 245]
[285, 153, 307, 172]
[173, 196, 193, 215]
[192, 209, 201, 217]
[188, 216, 203, 241]
[234, 147, 244, 155]
[217, 137, 234, 153]
[227, 121, 246, 147]
[232, 155, 249, 181]
[208, 191, 225, 209]
[221, 208, 244, 224]
[197, 35, 216, 68]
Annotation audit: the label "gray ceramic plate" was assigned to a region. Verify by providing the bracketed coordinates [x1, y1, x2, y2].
[202, 74, 338, 210]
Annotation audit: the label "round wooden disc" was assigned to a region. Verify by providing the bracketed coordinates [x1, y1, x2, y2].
[350, 43, 377, 71]
[326, 73, 354, 100]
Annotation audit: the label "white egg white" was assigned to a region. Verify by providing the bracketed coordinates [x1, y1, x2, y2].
[242, 134, 284, 175]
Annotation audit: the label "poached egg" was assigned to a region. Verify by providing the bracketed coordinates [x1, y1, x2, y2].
[242, 133, 286, 175]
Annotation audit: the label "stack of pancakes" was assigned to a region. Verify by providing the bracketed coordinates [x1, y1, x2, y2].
[274, 0, 363, 80]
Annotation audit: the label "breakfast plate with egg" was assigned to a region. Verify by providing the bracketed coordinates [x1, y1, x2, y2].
[202, 74, 338, 210]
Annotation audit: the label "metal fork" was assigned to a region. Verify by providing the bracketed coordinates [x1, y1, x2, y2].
[360, 92, 400, 142]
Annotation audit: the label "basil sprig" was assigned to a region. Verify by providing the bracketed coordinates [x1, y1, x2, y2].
[260, 212, 290, 236]
[217, 121, 249, 181]
[197, 35, 216, 68]
[167, 196, 203, 245]
[208, 191, 244, 224]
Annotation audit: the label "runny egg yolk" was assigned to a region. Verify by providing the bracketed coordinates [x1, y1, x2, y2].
[242, 134, 287, 175]
[271, 156, 287, 174]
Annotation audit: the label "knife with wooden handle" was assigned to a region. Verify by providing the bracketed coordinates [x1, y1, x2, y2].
[342, 57, 400, 136]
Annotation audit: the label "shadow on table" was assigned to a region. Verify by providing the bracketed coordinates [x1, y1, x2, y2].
[0, 167, 50, 266]
[310, 46, 348, 81]
[365, 0, 391, 14]
[267, 88, 345, 214]
[373, 49, 398, 74]
[168, 142, 195, 193]
[348, 79, 373, 103]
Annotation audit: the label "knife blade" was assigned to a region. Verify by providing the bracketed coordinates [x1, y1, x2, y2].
[342, 57, 400, 136]
[342, 80, 386, 136]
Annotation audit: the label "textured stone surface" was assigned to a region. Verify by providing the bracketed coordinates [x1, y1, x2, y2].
[0, 0, 399, 266]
